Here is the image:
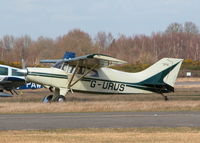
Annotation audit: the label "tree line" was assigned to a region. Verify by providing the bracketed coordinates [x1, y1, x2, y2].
[0, 21, 200, 67]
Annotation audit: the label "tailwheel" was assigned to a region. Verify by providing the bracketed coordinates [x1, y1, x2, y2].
[54, 95, 66, 102]
[164, 95, 168, 101]
[42, 95, 53, 103]
[161, 93, 168, 101]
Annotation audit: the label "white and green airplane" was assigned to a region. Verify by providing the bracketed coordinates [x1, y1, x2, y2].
[20, 54, 183, 102]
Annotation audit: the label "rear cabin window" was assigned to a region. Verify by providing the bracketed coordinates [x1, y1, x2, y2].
[88, 70, 99, 77]
[12, 69, 24, 76]
[0, 67, 8, 75]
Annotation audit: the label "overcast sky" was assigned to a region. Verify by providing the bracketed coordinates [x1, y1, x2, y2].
[0, 0, 199, 39]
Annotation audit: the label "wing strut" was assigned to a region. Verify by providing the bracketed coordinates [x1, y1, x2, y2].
[67, 63, 98, 90]
[67, 61, 80, 90]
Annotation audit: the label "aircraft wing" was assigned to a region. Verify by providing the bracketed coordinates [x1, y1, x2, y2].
[40, 59, 62, 63]
[62, 54, 127, 68]
[40, 52, 76, 63]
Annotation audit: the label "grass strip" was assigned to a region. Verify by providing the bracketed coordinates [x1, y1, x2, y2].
[0, 128, 200, 143]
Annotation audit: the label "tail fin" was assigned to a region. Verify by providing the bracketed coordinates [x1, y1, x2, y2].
[138, 58, 183, 93]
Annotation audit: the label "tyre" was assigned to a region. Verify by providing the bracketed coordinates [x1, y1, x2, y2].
[54, 95, 66, 102]
[42, 95, 53, 103]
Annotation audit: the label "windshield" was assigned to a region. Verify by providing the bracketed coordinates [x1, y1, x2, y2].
[54, 61, 64, 69]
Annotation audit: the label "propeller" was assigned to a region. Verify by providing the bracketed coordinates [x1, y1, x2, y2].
[17, 58, 28, 76]
[21, 58, 26, 69]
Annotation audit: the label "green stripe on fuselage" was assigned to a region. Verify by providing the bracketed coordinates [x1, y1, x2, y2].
[81, 77, 161, 92]
[28, 72, 68, 79]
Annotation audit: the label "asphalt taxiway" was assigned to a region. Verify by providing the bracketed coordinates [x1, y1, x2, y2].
[0, 111, 200, 130]
[176, 81, 200, 86]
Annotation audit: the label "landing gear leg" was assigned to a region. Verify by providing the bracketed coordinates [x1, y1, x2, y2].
[161, 93, 168, 101]
[51, 88, 67, 102]
[49, 86, 54, 92]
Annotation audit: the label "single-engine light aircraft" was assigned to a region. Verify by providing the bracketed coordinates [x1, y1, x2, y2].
[20, 54, 183, 102]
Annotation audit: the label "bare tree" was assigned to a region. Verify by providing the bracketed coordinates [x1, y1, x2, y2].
[56, 29, 96, 57]
[94, 32, 113, 54]
[184, 21, 199, 34]
[165, 23, 183, 33]
[2, 35, 15, 50]
[14, 35, 32, 60]
[0, 40, 4, 61]
[0, 22, 200, 66]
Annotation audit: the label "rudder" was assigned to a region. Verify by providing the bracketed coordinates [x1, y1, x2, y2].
[138, 58, 183, 93]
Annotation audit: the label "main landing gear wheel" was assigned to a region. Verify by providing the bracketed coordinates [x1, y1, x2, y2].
[42, 95, 53, 103]
[54, 95, 66, 102]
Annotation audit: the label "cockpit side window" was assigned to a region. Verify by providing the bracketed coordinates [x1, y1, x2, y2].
[0, 67, 8, 75]
[62, 64, 75, 74]
[77, 67, 85, 75]
[12, 69, 24, 76]
[61, 64, 99, 77]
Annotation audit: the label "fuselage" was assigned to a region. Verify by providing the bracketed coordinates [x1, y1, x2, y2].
[25, 57, 183, 96]
[26, 67, 154, 94]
